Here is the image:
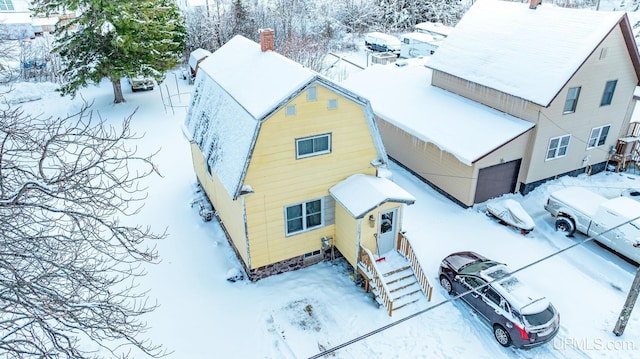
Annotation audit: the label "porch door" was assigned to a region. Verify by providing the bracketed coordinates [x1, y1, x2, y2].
[377, 209, 398, 255]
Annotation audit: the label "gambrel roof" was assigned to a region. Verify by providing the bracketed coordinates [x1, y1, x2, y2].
[184, 35, 388, 199]
[426, 0, 640, 107]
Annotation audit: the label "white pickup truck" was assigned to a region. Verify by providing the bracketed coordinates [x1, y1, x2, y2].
[544, 187, 640, 264]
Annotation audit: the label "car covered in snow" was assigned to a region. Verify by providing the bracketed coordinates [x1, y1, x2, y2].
[438, 251, 560, 348]
[128, 76, 155, 92]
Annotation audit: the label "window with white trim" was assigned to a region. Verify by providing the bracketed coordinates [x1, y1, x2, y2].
[328, 99, 338, 110]
[600, 80, 617, 106]
[0, 0, 14, 10]
[296, 134, 331, 159]
[546, 135, 571, 160]
[286, 105, 296, 116]
[563, 87, 581, 114]
[587, 125, 610, 149]
[307, 87, 317, 101]
[285, 198, 323, 235]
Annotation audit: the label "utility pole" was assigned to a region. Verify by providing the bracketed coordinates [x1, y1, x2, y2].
[613, 265, 640, 336]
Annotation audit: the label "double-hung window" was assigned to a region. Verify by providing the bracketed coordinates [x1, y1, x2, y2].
[296, 134, 331, 159]
[285, 198, 323, 235]
[587, 125, 610, 149]
[600, 80, 617, 106]
[546, 135, 571, 160]
[563, 87, 581, 114]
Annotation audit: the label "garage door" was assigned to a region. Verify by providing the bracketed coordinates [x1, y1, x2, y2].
[474, 159, 521, 203]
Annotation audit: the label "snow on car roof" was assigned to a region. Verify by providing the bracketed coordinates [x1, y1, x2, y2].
[481, 265, 550, 315]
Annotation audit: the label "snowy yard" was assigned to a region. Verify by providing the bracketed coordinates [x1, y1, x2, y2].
[4, 71, 640, 358]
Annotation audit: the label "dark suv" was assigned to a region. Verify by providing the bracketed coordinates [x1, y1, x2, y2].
[438, 251, 560, 348]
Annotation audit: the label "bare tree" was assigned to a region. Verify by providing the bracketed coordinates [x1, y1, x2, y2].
[0, 102, 167, 358]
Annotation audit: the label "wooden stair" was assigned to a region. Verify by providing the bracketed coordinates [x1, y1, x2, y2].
[365, 251, 427, 315]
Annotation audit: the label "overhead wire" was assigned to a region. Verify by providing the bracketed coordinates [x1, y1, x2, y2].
[308, 213, 640, 359]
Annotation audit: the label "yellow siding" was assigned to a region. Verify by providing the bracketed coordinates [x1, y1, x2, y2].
[334, 203, 359, 269]
[377, 118, 476, 206]
[190, 143, 249, 266]
[243, 83, 380, 269]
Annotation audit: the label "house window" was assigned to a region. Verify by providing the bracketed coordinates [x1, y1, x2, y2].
[296, 134, 331, 159]
[307, 87, 317, 101]
[587, 125, 610, 149]
[600, 80, 617, 106]
[285, 198, 323, 235]
[286, 105, 296, 116]
[328, 99, 338, 110]
[563, 87, 581, 114]
[546, 135, 571, 160]
[0, 0, 13, 10]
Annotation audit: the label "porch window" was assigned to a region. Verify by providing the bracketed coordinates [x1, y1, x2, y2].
[563, 87, 581, 114]
[296, 133, 331, 159]
[587, 125, 610, 149]
[600, 80, 617, 106]
[546, 135, 571, 160]
[285, 198, 323, 235]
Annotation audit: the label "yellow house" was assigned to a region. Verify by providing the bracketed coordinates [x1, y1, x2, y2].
[184, 31, 432, 314]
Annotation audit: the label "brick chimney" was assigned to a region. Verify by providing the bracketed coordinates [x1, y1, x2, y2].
[259, 28, 274, 52]
[529, 0, 542, 9]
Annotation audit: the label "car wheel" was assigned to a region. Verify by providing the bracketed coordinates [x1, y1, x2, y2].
[555, 217, 576, 237]
[439, 275, 453, 295]
[493, 325, 512, 347]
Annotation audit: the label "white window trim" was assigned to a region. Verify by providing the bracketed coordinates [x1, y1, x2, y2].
[563, 87, 581, 114]
[546, 135, 571, 161]
[295, 133, 331, 159]
[285, 198, 324, 236]
[586, 124, 611, 150]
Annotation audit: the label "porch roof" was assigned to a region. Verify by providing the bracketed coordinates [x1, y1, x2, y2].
[329, 174, 415, 219]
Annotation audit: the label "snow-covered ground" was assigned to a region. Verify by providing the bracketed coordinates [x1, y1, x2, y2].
[4, 69, 640, 358]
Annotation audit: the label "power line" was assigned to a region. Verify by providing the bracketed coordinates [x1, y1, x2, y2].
[308, 215, 640, 358]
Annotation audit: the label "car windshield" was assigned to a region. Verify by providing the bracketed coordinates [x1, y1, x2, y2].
[523, 304, 555, 326]
[458, 260, 500, 275]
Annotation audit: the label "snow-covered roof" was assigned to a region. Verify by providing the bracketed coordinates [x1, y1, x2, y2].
[414, 22, 453, 37]
[197, 35, 316, 119]
[341, 59, 534, 165]
[426, 0, 632, 107]
[0, 12, 31, 25]
[329, 174, 415, 219]
[188, 48, 211, 70]
[186, 35, 389, 199]
[481, 265, 550, 315]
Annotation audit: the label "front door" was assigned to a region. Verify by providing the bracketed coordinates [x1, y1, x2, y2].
[377, 209, 398, 255]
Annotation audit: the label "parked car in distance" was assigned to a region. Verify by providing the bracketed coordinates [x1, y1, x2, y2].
[438, 251, 560, 348]
[128, 76, 154, 92]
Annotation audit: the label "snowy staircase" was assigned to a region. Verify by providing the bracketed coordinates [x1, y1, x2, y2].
[359, 249, 428, 316]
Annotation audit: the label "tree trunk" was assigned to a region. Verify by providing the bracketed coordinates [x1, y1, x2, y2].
[111, 77, 125, 103]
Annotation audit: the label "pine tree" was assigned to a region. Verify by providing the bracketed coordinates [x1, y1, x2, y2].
[33, 0, 186, 103]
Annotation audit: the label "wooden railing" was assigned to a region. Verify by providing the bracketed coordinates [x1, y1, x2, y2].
[397, 232, 433, 302]
[358, 246, 394, 316]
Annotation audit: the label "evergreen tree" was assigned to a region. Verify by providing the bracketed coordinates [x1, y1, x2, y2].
[33, 0, 186, 103]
